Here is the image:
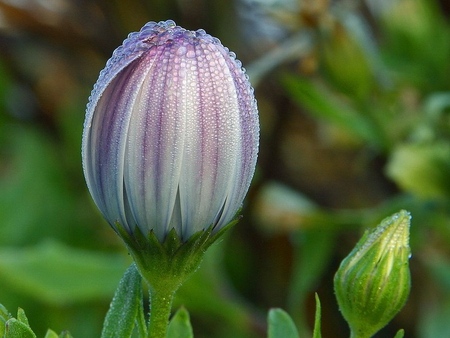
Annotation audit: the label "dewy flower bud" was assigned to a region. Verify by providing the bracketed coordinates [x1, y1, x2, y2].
[82, 20, 259, 243]
[334, 210, 412, 338]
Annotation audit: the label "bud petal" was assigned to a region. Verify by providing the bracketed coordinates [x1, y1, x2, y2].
[82, 20, 259, 242]
[334, 210, 412, 338]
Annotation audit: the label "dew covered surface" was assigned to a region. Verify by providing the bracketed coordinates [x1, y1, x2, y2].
[82, 20, 259, 242]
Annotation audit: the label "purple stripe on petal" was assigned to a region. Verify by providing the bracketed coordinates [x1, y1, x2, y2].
[86, 56, 153, 232]
[83, 21, 259, 242]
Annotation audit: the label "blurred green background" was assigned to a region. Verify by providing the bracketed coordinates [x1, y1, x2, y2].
[1, 0, 450, 337]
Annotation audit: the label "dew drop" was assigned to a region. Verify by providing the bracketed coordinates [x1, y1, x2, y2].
[176, 46, 187, 56]
[186, 49, 196, 58]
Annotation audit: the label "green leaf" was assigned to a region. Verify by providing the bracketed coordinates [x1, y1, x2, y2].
[312, 294, 322, 338]
[386, 142, 450, 199]
[135, 288, 148, 338]
[43, 330, 59, 338]
[393, 329, 405, 338]
[0, 304, 11, 337]
[281, 74, 382, 147]
[58, 331, 73, 338]
[167, 307, 193, 338]
[0, 240, 129, 305]
[4, 318, 36, 338]
[288, 229, 335, 336]
[0, 127, 92, 247]
[101, 263, 143, 338]
[0, 303, 11, 321]
[16, 309, 29, 326]
[267, 309, 299, 338]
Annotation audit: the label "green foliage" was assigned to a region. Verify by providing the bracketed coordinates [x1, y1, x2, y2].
[281, 74, 383, 148]
[312, 294, 322, 338]
[4, 319, 36, 338]
[387, 142, 450, 198]
[167, 308, 193, 338]
[101, 264, 144, 338]
[288, 229, 334, 336]
[0, 306, 71, 338]
[43, 330, 59, 338]
[0, 241, 129, 305]
[267, 309, 299, 338]
[393, 329, 405, 338]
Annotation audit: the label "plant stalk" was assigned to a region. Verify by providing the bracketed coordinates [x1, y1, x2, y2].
[147, 287, 175, 338]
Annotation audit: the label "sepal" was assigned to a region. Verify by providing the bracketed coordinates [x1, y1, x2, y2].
[117, 219, 237, 291]
[0, 304, 72, 338]
[4, 318, 36, 338]
[43, 330, 59, 338]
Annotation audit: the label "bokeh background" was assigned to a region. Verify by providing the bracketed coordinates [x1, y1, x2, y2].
[1, 0, 450, 337]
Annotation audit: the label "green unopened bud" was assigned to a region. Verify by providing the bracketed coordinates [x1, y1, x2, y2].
[334, 210, 412, 338]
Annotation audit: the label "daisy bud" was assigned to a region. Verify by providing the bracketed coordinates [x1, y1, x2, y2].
[334, 210, 412, 338]
[82, 20, 259, 244]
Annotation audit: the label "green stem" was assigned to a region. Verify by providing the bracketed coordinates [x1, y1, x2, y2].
[148, 287, 175, 338]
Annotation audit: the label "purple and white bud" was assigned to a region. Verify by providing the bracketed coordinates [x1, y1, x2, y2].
[82, 20, 259, 243]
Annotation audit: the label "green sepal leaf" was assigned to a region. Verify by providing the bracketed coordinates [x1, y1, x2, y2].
[267, 308, 299, 338]
[4, 318, 36, 338]
[43, 329, 59, 338]
[16, 309, 29, 326]
[167, 307, 193, 338]
[101, 263, 143, 338]
[313, 294, 322, 338]
[0, 304, 11, 337]
[117, 220, 238, 292]
[394, 329, 405, 338]
[0, 304, 11, 321]
[58, 331, 73, 338]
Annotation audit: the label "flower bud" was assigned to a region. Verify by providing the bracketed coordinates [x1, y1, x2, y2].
[334, 210, 411, 338]
[82, 20, 259, 243]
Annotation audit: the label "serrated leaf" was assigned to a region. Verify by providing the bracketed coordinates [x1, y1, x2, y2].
[167, 307, 193, 338]
[101, 263, 143, 338]
[267, 309, 299, 338]
[5, 318, 36, 338]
